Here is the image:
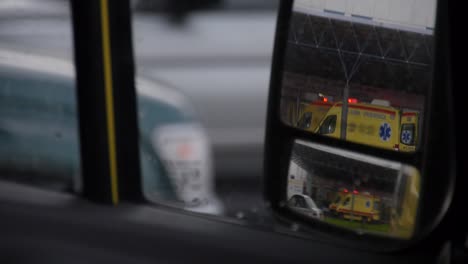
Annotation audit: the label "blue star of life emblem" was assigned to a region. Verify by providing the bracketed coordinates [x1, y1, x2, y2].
[401, 130, 412, 144]
[379, 123, 391, 141]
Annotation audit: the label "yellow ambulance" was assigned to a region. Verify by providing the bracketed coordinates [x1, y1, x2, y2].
[296, 99, 333, 132]
[314, 100, 418, 152]
[335, 190, 381, 222]
[328, 188, 347, 215]
[399, 110, 419, 152]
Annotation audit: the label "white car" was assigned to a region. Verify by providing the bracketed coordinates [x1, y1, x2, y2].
[287, 194, 324, 220]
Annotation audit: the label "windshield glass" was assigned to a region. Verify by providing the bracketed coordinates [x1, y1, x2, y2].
[306, 197, 318, 208]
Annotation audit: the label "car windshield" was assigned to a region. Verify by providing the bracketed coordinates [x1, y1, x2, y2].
[306, 197, 318, 209]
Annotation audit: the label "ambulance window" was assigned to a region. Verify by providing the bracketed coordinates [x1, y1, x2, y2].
[400, 124, 416, 145]
[298, 112, 312, 129]
[365, 201, 371, 208]
[374, 201, 380, 211]
[318, 115, 336, 134]
[343, 197, 351, 206]
[334, 195, 341, 203]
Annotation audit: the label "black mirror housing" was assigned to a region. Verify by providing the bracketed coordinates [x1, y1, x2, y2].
[263, 0, 454, 252]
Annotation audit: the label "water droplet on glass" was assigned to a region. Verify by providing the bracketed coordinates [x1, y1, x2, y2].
[235, 211, 245, 219]
[290, 222, 300, 232]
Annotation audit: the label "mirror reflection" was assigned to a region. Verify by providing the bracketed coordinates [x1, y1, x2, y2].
[286, 140, 420, 239]
[280, 0, 436, 152]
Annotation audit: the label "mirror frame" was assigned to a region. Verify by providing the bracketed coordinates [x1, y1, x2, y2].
[263, 0, 454, 252]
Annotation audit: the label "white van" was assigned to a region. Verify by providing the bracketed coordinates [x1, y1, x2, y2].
[288, 194, 324, 220]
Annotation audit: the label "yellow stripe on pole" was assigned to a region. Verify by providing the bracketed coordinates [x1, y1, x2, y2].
[100, 0, 119, 205]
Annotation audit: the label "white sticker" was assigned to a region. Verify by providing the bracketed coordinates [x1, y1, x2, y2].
[152, 123, 223, 214]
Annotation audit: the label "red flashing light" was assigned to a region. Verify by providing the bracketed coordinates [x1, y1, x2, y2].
[348, 98, 358, 104]
[343, 188, 349, 193]
[353, 190, 359, 194]
[323, 97, 328, 102]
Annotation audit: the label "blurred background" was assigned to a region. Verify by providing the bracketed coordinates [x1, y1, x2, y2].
[131, 0, 278, 222]
[0, 0, 279, 223]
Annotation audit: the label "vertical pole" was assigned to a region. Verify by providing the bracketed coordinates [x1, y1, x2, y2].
[71, 0, 142, 204]
[341, 82, 350, 140]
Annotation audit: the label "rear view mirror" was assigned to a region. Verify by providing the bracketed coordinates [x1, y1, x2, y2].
[279, 1, 435, 153]
[287, 139, 420, 239]
[264, 0, 453, 250]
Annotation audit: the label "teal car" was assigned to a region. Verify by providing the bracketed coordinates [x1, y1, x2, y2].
[0, 50, 223, 214]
